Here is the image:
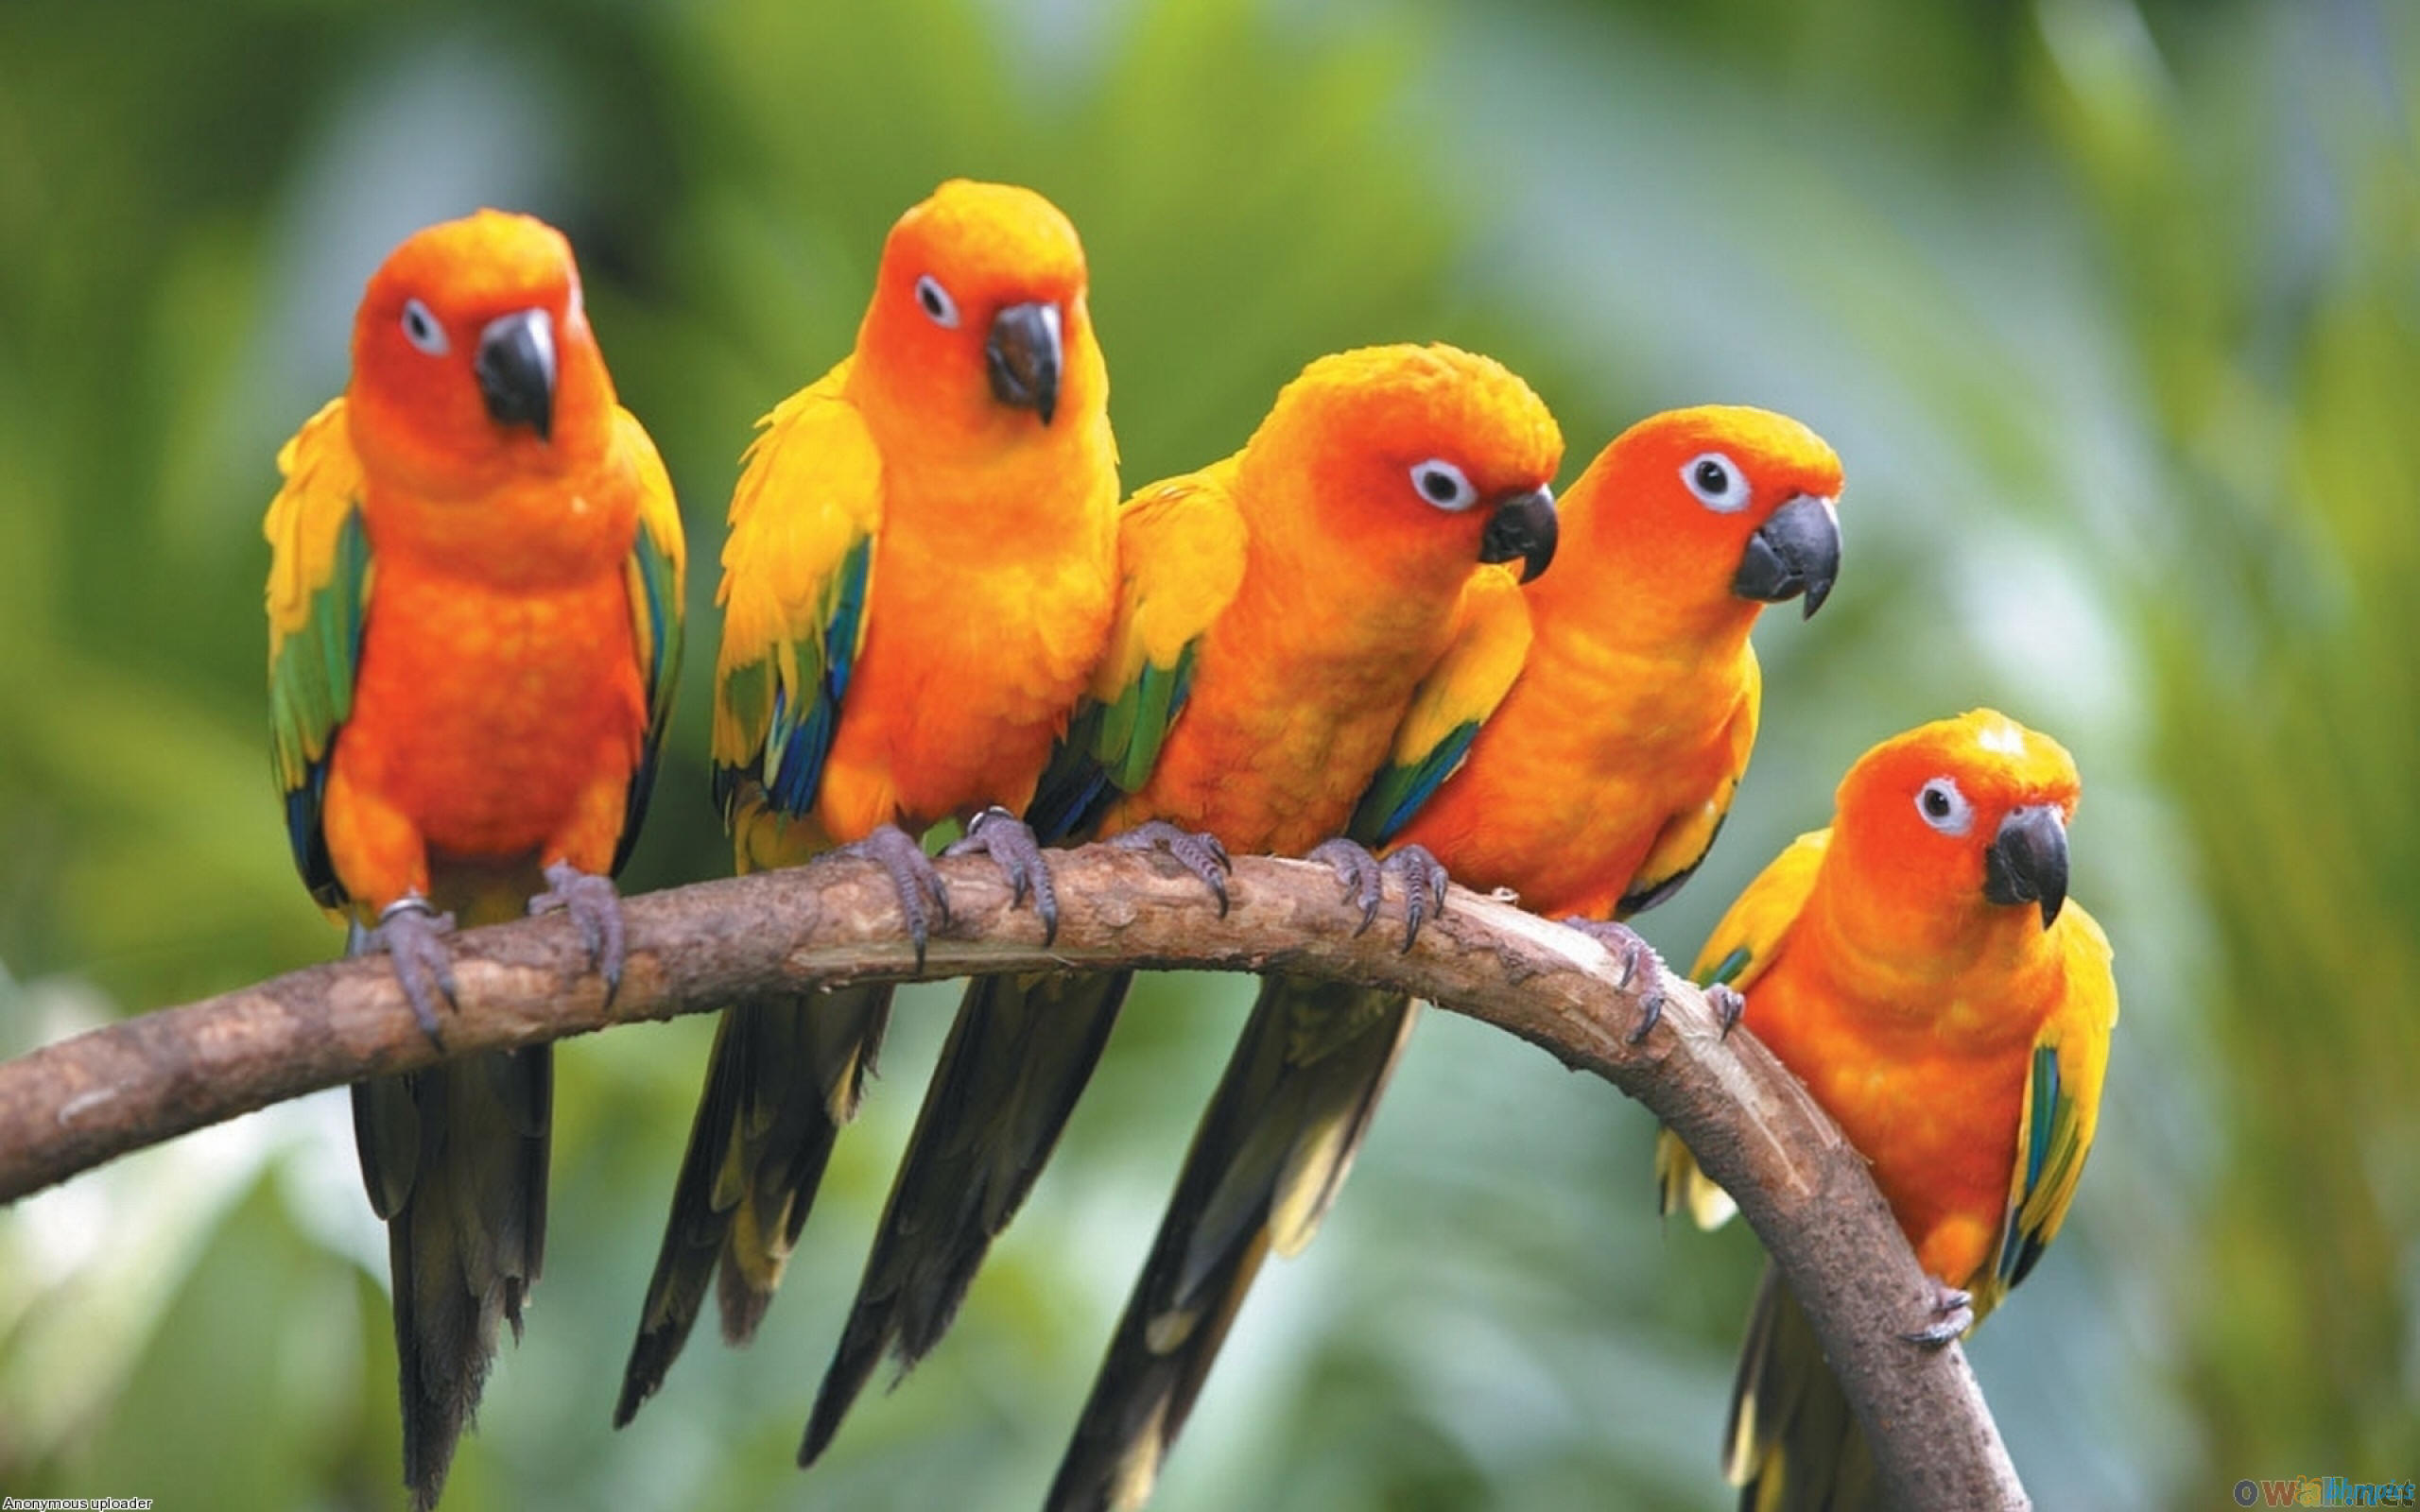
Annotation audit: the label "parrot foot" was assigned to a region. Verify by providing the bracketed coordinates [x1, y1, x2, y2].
[1309, 839, 1452, 950]
[942, 806, 1060, 945]
[1561, 918, 1666, 1043]
[1900, 1280, 1975, 1349]
[1109, 820, 1232, 915]
[1705, 983, 1746, 1037]
[837, 823, 951, 970]
[365, 896, 458, 1049]
[529, 861, 628, 1005]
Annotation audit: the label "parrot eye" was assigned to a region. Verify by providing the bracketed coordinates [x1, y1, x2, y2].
[1916, 777, 1974, 836]
[1409, 458, 1478, 512]
[1683, 452, 1750, 512]
[400, 299, 449, 356]
[915, 275, 959, 330]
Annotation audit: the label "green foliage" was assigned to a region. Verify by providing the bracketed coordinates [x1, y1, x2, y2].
[2, 0, 2412, 1507]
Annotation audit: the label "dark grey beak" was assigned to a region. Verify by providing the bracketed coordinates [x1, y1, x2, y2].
[475, 308, 557, 442]
[1983, 804, 2069, 928]
[1734, 493, 1841, 618]
[1479, 485, 1559, 582]
[985, 301, 1063, 424]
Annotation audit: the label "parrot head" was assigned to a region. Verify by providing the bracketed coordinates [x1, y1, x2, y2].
[1553, 405, 1844, 628]
[1244, 342, 1563, 592]
[1834, 710, 2080, 935]
[346, 209, 613, 497]
[856, 179, 1099, 446]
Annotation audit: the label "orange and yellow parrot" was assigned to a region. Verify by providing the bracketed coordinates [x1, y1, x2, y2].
[264, 210, 685, 1508]
[614, 180, 1120, 1426]
[1657, 709, 2118, 1511]
[1047, 405, 1845, 1510]
[796, 342, 1564, 1468]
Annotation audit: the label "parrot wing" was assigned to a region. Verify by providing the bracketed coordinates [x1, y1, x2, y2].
[265, 398, 373, 913]
[1981, 902, 2117, 1315]
[1028, 464, 1248, 843]
[1655, 826, 1831, 1228]
[613, 406, 687, 875]
[1619, 646, 1761, 917]
[711, 367, 880, 830]
[1348, 565, 1532, 846]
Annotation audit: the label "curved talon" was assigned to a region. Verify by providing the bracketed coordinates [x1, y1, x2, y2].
[1706, 983, 1747, 1036]
[530, 861, 628, 1005]
[942, 806, 1061, 945]
[1383, 843, 1450, 951]
[1109, 819, 1232, 916]
[369, 896, 459, 1048]
[838, 824, 951, 970]
[1562, 917, 1665, 1043]
[1307, 837, 1384, 936]
[1901, 1281, 1975, 1349]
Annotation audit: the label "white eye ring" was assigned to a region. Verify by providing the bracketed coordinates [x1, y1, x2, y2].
[915, 274, 959, 329]
[1409, 457, 1478, 512]
[1915, 777, 1974, 836]
[401, 298, 449, 356]
[1682, 451, 1750, 512]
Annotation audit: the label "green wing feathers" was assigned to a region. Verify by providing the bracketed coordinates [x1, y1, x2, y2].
[265, 399, 373, 910]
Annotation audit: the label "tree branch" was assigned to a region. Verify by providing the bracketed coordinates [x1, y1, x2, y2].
[0, 845, 2025, 1508]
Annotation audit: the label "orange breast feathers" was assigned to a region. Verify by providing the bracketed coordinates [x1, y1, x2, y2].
[814, 424, 1119, 842]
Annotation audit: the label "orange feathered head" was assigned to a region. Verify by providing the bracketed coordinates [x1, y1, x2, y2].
[1834, 710, 2082, 933]
[1241, 342, 1564, 591]
[1547, 404, 1843, 632]
[347, 209, 614, 497]
[854, 179, 1101, 447]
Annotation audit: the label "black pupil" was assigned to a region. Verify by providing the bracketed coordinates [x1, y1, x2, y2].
[921, 282, 943, 316]
[1422, 469, 1458, 503]
[1924, 787, 1950, 817]
[1696, 460, 1729, 494]
[407, 309, 428, 340]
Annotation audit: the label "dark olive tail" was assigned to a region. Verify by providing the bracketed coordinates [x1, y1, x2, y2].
[354, 1045, 551, 1511]
[801, 968, 1132, 1465]
[1046, 977, 1415, 1511]
[614, 986, 893, 1428]
[1724, 1263, 1880, 1512]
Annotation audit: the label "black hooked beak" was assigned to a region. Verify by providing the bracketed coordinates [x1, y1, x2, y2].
[475, 308, 557, 442]
[1479, 485, 1559, 582]
[1983, 804, 2069, 928]
[1734, 493, 1841, 618]
[985, 301, 1063, 425]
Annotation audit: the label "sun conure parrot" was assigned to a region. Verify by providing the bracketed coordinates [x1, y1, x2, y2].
[614, 180, 1120, 1427]
[264, 210, 685, 1509]
[1655, 709, 2118, 1511]
[1046, 404, 1845, 1510]
[795, 342, 1564, 1469]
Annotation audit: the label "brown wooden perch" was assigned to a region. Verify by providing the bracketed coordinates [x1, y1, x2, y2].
[0, 843, 2026, 1508]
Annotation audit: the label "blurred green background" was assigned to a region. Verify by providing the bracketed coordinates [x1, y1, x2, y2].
[2, 0, 2413, 1506]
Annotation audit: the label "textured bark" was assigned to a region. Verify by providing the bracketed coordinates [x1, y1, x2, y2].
[0, 844, 2025, 1508]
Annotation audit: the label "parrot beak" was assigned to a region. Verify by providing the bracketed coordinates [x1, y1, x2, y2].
[1734, 493, 1841, 618]
[475, 308, 557, 442]
[986, 301, 1063, 425]
[1983, 804, 2069, 928]
[1480, 485, 1559, 582]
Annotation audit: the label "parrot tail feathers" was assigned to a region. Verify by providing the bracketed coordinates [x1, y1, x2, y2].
[1724, 1263, 1880, 1512]
[801, 969, 1134, 1467]
[362, 1049, 551, 1511]
[1046, 978, 1415, 1511]
[617, 988, 892, 1428]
